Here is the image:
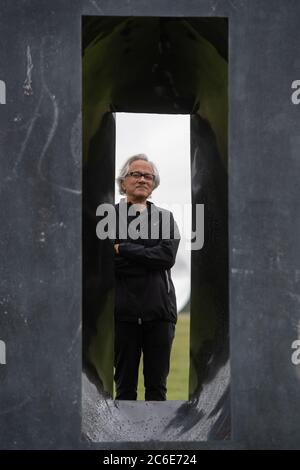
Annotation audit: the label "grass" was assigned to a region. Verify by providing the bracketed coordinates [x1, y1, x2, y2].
[137, 313, 190, 400]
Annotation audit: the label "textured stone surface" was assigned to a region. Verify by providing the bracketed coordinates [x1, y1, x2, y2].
[0, 0, 300, 450]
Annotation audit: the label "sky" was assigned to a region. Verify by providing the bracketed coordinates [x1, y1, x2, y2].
[115, 113, 191, 312]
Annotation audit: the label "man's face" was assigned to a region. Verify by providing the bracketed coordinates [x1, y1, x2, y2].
[122, 160, 155, 203]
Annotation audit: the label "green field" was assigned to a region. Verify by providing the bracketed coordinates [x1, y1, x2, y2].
[137, 313, 190, 400]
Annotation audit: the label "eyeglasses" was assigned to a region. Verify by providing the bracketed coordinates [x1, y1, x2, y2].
[125, 171, 155, 182]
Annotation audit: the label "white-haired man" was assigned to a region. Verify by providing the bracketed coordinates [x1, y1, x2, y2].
[113, 154, 180, 400]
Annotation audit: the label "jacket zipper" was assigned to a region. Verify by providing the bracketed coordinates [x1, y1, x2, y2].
[165, 270, 170, 294]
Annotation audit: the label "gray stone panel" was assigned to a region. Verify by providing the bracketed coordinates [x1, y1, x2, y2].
[0, 0, 299, 450]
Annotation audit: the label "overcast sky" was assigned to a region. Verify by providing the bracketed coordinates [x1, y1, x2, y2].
[115, 113, 191, 312]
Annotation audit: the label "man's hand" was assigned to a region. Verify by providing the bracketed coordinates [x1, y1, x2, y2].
[114, 244, 120, 255]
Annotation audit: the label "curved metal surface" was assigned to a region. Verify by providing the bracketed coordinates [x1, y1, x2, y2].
[82, 368, 230, 442]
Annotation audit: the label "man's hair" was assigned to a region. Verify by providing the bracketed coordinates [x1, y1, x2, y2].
[116, 154, 160, 195]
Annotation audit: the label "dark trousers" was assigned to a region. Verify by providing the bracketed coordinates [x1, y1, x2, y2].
[114, 320, 175, 401]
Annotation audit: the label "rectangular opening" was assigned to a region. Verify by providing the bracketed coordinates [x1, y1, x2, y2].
[82, 15, 229, 442]
[115, 112, 191, 400]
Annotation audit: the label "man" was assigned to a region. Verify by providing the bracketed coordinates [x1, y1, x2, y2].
[113, 154, 180, 401]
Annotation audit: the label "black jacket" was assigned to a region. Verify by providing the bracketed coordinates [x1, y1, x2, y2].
[114, 200, 180, 324]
